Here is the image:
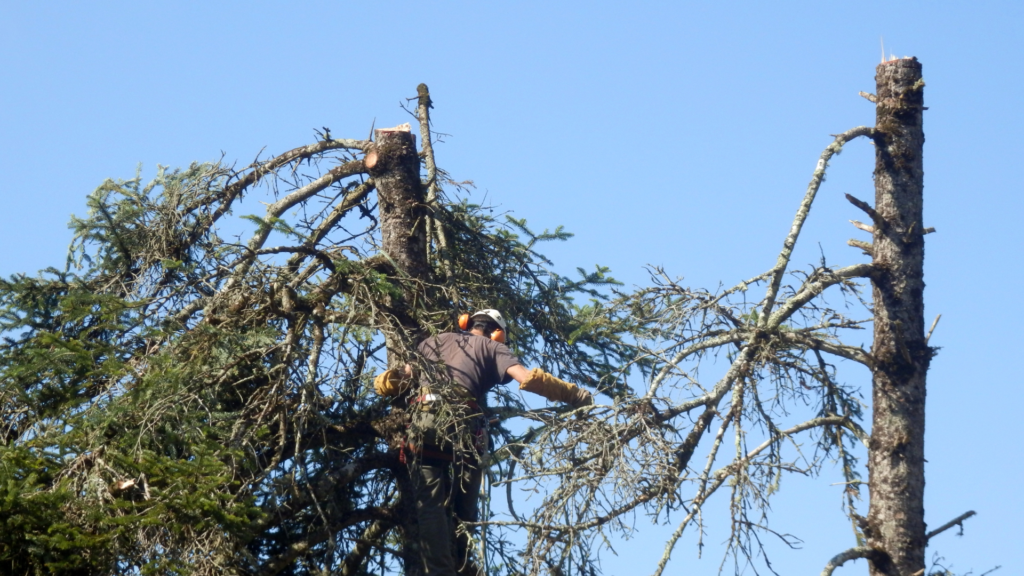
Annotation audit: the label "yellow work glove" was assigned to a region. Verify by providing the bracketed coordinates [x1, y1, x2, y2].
[373, 369, 409, 397]
[520, 368, 593, 409]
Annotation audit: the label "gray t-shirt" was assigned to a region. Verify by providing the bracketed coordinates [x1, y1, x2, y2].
[417, 332, 522, 401]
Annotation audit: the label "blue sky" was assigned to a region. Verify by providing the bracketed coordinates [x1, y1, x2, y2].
[2, 2, 1022, 574]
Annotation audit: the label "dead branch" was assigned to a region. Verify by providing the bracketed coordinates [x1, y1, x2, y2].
[850, 219, 874, 233]
[759, 126, 875, 324]
[925, 510, 976, 541]
[767, 263, 874, 327]
[925, 314, 942, 344]
[845, 193, 887, 231]
[859, 91, 879, 104]
[848, 239, 874, 256]
[820, 546, 885, 576]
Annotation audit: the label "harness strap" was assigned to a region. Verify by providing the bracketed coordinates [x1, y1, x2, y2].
[410, 394, 481, 412]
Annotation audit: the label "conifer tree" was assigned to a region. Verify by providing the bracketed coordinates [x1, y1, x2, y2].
[0, 86, 627, 575]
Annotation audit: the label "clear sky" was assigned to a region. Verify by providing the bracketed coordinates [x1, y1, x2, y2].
[2, 2, 1021, 574]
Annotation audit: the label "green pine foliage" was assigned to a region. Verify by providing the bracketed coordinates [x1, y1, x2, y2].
[1, 143, 632, 575]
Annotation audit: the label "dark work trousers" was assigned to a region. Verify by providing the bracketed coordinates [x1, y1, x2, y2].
[409, 407, 487, 576]
[412, 457, 482, 576]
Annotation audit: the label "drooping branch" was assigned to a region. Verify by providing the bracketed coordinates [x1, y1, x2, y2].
[718, 415, 857, 479]
[285, 179, 377, 269]
[264, 160, 367, 225]
[649, 415, 860, 576]
[646, 330, 749, 398]
[758, 126, 875, 323]
[183, 139, 369, 247]
[652, 404, 736, 576]
[225, 138, 369, 202]
[229, 159, 368, 285]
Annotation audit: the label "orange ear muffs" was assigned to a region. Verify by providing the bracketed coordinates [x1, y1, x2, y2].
[460, 313, 506, 343]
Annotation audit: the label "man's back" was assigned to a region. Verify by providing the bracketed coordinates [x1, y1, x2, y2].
[417, 332, 521, 401]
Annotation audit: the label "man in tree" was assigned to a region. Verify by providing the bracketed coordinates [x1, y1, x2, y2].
[374, 309, 593, 575]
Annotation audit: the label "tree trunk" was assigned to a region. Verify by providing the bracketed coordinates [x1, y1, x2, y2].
[866, 57, 929, 576]
[365, 125, 431, 352]
[367, 126, 430, 283]
[365, 125, 431, 576]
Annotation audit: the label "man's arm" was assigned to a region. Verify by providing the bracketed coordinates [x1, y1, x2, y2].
[506, 364, 532, 385]
[508, 365, 592, 408]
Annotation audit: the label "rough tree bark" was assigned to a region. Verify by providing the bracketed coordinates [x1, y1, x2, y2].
[364, 124, 432, 575]
[366, 126, 430, 283]
[866, 57, 930, 576]
[365, 124, 431, 348]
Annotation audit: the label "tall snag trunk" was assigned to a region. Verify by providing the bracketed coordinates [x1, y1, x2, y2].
[365, 124, 431, 575]
[867, 57, 930, 576]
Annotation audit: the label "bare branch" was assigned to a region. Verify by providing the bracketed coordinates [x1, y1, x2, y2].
[845, 193, 887, 231]
[759, 126, 875, 324]
[661, 345, 757, 420]
[820, 546, 885, 576]
[271, 160, 367, 218]
[301, 179, 376, 249]
[415, 83, 439, 201]
[707, 270, 774, 309]
[850, 219, 874, 233]
[722, 416, 853, 476]
[767, 263, 874, 327]
[257, 246, 337, 272]
[647, 330, 749, 398]
[777, 331, 876, 369]
[340, 520, 394, 576]
[925, 314, 942, 344]
[859, 91, 879, 104]
[227, 159, 367, 285]
[847, 238, 874, 256]
[925, 510, 976, 541]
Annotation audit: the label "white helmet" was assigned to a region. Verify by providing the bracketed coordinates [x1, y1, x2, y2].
[471, 309, 507, 332]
